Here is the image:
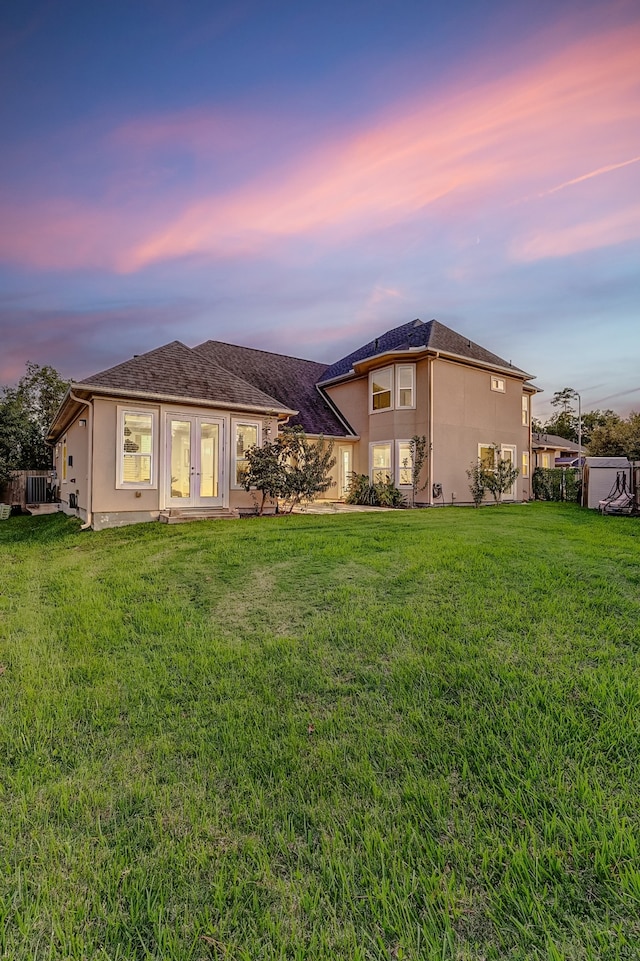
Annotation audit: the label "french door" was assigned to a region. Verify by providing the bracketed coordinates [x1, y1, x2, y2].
[166, 415, 224, 507]
[500, 445, 517, 500]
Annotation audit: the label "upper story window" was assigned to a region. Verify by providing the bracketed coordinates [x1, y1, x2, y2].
[232, 420, 261, 487]
[116, 408, 157, 488]
[522, 394, 529, 426]
[491, 376, 505, 393]
[396, 365, 415, 409]
[370, 364, 416, 413]
[371, 367, 393, 411]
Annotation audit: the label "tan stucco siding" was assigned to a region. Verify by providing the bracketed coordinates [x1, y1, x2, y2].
[55, 414, 90, 517]
[431, 359, 531, 503]
[92, 398, 161, 515]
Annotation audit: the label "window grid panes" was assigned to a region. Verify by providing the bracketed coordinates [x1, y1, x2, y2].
[371, 443, 392, 483]
[522, 452, 529, 478]
[371, 368, 392, 411]
[235, 423, 259, 485]
[522, 395, 529, 426]
[398, 442, 413, 486]
[491, 376, 505, 392]
[396, 366, 414, 408]
[122, 412, 153, 485]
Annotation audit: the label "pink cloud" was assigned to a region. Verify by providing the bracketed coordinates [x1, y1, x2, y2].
[1, 20, 639, 273]
[512, 204, 640, 261]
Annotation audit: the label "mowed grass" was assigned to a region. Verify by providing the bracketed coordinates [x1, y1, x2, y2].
[0, 504, 639, 961]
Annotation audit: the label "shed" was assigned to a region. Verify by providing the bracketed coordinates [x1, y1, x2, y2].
[583, 457, 631, 510]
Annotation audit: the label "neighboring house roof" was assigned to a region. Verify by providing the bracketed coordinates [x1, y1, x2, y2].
[76, 341, 293, 412]
[531, 432, 579, 452]
[194, 340, 352, 436]
[319, 318, 531, 383]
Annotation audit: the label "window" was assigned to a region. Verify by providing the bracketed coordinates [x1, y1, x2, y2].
[371, 443, 392, 483]
[232, 420, 261, 487]
[522, 395, 529, 426]
[371, 367, 393, 411]
[62, 440, 67, 482]
[397, 441, 413, 486]
[117, 408, 156, 488]
[479, 444, 496, 470]
[491, 376, 505, 392]
[522, 451, 529, 478]
[396, 366, 415, 409]
[541, 452, 551, 469]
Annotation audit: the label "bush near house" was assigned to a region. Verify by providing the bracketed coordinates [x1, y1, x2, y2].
[344, 472, 406, 507]
[1, 505, 639, 960]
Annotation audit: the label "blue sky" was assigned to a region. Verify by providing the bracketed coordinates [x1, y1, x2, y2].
[1, 0, 639, 420]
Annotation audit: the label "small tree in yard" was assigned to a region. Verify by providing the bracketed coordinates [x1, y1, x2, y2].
[241, 440, 284, 515]
[408, 435, 428, 506]
[278, 427, 335, 513]
[466, 461, 487, 507]
[484, 454, 519, 504]
[241, 427, 335, 515]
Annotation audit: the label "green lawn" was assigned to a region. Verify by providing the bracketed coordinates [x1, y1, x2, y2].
[1, 504, 639, 960]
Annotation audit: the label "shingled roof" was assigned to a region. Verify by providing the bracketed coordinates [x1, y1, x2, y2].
[193, 340, 352, 436]
[319, 318, 530, 383]
[77, 341, 293, 412]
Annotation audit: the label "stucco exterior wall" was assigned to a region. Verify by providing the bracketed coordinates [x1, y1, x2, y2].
[325, 356, 531, 504]
[431, 358, 531, 504]
[55, 413, 90, 519]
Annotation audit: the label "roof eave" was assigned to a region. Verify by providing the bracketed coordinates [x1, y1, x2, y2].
[320, 346, 535, 385]
[47, 382, 297, 440]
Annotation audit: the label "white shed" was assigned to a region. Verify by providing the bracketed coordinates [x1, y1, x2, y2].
[584, 457, 631, 510]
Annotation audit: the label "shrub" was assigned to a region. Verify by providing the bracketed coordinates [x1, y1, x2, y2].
[345, 473, 406, 508]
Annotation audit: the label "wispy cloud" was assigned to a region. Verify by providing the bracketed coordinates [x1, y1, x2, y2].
[539, 155, 640, 197]
[0, 20, 638, 273]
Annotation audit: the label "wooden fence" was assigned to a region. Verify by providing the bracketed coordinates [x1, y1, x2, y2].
[0, 470, 53, 509]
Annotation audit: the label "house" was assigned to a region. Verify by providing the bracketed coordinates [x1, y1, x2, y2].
[47, 318, 537, 528]
[531, 432, 581, 469]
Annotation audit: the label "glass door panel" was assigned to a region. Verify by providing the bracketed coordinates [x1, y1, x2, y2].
[199, 422, 219, 499]
[166, 414, 224, 508]
[170, 419, 192, 502]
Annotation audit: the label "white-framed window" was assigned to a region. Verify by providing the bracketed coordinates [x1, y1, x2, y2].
[370, 367, 393, 412]
[491, 376, 505, 393]
[370, 364, 416, 413]
[232, 419, 261, 487]
[478, 444, 496, 470]
[396, 365, 415, 409]
[541, 452, 551, 469]
[62, 439, 68, 482]
[522, 395, 529, 426]
[522, 451, 529, 478]
[116, 407, 157, 489]
[397, 441, 413, 486]
[370, 442, 392, 483]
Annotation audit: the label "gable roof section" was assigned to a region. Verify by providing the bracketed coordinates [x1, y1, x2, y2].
[532, 432, 580, 452]
[194, 340, 352, 436]
[76, 341, 293, 412]
[319, 318, 530, 383]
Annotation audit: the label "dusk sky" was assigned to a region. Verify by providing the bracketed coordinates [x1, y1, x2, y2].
[1, 0, 639, 420]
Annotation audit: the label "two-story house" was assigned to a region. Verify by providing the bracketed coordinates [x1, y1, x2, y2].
[47, 318, 537, 528]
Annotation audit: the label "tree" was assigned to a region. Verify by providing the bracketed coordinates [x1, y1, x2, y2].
[589, 412, 640, 460]
[0, 362, 69, 488]
[278, 427, 336, 513]
[241, 427, 336, 514]
[483, 455, 519, 504]
[545, 387, 578, 441]
[408, 435, 428, 506]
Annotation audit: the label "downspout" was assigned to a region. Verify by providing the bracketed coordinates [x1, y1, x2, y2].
[428, 353, 438, 505]
[69, 392, 94, 530]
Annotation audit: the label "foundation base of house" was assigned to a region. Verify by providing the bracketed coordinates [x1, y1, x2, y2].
[92, 511, 160, 530]
[158, 508, 238, 524]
